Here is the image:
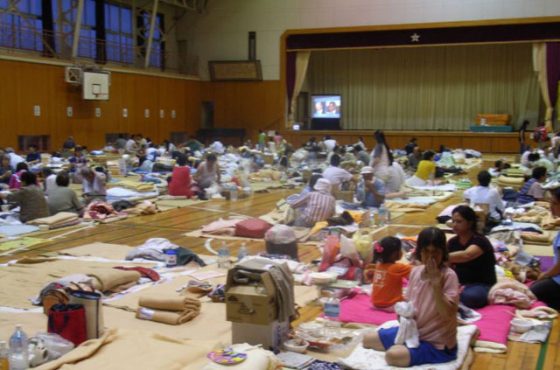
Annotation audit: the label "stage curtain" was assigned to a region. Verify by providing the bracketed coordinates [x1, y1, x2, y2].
[305, 43, 540, 131]
[288, 51, 311, 125]
[534, 42, 560, 131]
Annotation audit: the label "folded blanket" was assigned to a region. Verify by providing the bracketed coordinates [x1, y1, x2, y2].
[27, 212, 79, 227]
[108, 180, 155, 192]
[135, 307, 199, 325]
[521, 232, 553, 245]
[88, 268, 141, 292]
[138, 296, 201, 312]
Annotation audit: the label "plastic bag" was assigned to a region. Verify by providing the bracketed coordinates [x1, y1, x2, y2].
[35, 332, 74, 360]
[340, 234, 361, 265]
[319, 234, 340, 272]
[353, 230, 373, 262]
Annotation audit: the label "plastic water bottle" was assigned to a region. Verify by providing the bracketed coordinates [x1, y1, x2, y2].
[323, 294, 341, 337]
[8, 325, 28, 370]
[0, 341, 9, 370]
[369, 208, 377, 227]
[218, 241, 231, 269]
[237, 242, 249, 262]
[230, 186, 238, 202]
[378, 204, 388, 226]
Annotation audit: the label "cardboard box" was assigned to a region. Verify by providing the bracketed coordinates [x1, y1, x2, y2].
[225, 269, 277, 325]
[231, 320, 289, 352]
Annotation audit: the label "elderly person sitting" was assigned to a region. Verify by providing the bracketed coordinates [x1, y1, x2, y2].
[356, 166, 385, 208]
[78, 167, 107, 204]
[288, 178, 336, 227]
[2, 172, 49, 223]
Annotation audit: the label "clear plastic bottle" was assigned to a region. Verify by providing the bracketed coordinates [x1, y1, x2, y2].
[0, 341, 9, 370]
[323, 293, 341, 337]
[237, 242, 249, 262]
[378, 204, 387, 226]
[230, 186, 238, 202]
[8, 325, 28, 370]
[218, 241, 231, 269]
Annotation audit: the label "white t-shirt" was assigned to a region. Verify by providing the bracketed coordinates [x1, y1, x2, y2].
[9, 153, 25, 168]
[210, 141, 225, 154]
[384, 162, 406, 193]
[322, 166, 352, 190]
[45, 174, 58, 195]
[324, 139, 337, 152]
[463, 185, 505, 220]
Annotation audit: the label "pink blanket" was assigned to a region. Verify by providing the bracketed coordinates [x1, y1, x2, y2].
[474, 304, 515, 344]
[337, 293, 397, 325]
[338, 293, 545, 346]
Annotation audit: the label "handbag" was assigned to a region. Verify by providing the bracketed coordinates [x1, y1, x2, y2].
[67, 289, 104, 340]
[47, 303, 87, 346]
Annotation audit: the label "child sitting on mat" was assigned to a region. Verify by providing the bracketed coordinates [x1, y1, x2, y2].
[363, 227, 460, 367]
[364, 236, 411, 312]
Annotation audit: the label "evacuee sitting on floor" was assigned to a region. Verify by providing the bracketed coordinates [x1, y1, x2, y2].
[517, 166, 547, 204]
[2, 171, 49, 223]
[355, 166, 385, 208]
[167, 154, 193, 198]
[530, 187, 560, 310]
[288, 178, 335, 227]
[364, 236, 411, 312]
[363, 227, 459, 367]
[447, 205, 497, 309]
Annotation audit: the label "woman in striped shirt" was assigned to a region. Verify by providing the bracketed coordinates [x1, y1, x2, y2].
[288, 178, 336, 227]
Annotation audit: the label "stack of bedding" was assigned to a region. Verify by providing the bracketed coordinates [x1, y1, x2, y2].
[27, 212, 81, 229]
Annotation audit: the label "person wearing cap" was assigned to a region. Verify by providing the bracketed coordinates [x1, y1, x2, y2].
[288, 178, 336, 227]
[356, 166, 385, 208]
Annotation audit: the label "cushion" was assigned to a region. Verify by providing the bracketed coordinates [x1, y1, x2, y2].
[235, 218, 272, 239]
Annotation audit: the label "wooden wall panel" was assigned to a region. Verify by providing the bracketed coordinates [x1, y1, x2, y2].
[200, 81, 284, 141]
[0, 59, 200, 150]
[281, 130, 521, 154]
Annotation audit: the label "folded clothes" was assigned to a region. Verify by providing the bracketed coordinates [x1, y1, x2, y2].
[138, 296, 201, 311]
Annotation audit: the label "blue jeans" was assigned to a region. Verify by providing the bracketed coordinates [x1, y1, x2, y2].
[461, 284, 491, 309]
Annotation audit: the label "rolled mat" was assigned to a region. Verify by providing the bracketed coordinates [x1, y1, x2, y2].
[138, 296, 201, 312]
[135, 307, 199, 325]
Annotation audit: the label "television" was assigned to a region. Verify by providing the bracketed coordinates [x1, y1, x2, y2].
[311, 95, 341, 119]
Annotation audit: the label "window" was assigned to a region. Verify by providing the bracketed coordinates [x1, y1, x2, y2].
[105, 2, 132, 64]
[18, 135, 50, 152]
[0, 0, 43, 52]
[139, 11, 165, 69]
[52, 0, 96, 58]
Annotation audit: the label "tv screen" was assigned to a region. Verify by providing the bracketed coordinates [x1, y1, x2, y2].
[311, 95, 341, 119]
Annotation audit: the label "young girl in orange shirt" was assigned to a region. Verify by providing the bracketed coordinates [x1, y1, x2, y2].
[365, 236, 411, 312]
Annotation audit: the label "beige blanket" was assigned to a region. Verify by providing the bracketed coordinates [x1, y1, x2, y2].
[27, 212, 79, 227]
[35, 328, 220, 370]
[0, 258, 154, 308]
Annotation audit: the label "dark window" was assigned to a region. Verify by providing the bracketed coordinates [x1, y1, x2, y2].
[18, 135, 50, 152]
[0, 0, 43, 51]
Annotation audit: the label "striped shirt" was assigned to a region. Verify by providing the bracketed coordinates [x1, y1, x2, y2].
[288, 191, 336, 227]
[518, 178, 543, 204]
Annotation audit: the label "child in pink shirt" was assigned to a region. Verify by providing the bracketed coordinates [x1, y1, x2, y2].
[363, 227, 460, 367]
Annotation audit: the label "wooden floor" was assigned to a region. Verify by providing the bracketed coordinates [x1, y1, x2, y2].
[1, 158, 558, 370]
